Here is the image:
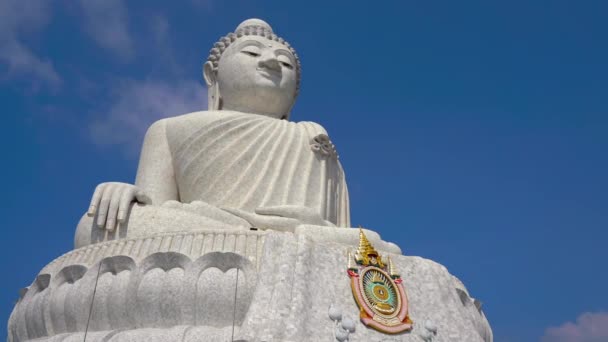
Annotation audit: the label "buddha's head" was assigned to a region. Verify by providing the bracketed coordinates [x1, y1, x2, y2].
[203, 19, 301, 120]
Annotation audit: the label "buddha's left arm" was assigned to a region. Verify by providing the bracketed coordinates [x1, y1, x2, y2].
[337, 161, 351, 227]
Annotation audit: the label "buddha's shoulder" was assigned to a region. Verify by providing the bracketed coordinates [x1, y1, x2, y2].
[146, 111, 330, 138]
[294, 120, 329, 136]
[160, 110, 225, 126]
[148, 111, 239, 135]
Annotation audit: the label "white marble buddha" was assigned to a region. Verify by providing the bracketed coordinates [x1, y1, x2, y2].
[76, 18, 374, 249]
[10, 19, 492, 342]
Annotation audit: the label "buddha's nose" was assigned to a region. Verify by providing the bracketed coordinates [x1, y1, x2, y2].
[258, 54, 281, 72]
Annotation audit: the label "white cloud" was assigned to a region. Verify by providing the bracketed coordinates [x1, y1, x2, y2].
[0, 0, 61, 88]
[89, 79, 207, 156]
[77, 0, 134, 61]
[146, 14, 183, 75]
[541, 312, 608, 342]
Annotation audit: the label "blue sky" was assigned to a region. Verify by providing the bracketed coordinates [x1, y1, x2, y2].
[2, 1, 607, 341]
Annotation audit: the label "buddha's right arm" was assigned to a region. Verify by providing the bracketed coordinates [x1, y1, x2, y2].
[134, 118, 179, 204]
[86, 119, 179, 231]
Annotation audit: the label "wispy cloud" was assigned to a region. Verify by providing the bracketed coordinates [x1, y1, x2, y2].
[190, 0, 214, 10]
[88, 79, 207, 156]
[542, 312, 608, 342]
[0, 0, 61, 88]
[77, 0, 134, 61]
[146, 14, 184, 75]
[150, 15, 170, 45]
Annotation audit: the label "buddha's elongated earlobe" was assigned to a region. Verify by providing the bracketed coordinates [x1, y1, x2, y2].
[214, 86, 222, 110]
[203, 61, 222, 110]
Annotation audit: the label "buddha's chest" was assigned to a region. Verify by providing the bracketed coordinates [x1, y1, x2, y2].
[166, 114, 336, 206]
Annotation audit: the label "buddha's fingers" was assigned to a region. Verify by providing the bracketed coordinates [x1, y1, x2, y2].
[223, 207, 299, 232]
[116, 188, 150, 223]
[134, 190, 152, 205]
[106, 188, 123, 231]
[256, 205, 327, 226]
[221, 207, 258, 224]
[117, 187, 135, 223]
[88, 183, 107, 217]
[255, 205, 300, 217]
[96, 184, 115, 228]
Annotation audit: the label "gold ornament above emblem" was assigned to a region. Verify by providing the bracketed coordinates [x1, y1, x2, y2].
[347, 229, 413, 334]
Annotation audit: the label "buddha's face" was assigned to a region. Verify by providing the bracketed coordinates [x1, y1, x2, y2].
[215, 35, 297, 119]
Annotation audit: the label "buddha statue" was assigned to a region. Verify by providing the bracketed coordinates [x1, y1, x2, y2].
[74, 18, 402, 253]
[8, 19, 492, 342]
[76, 18, 355, 245]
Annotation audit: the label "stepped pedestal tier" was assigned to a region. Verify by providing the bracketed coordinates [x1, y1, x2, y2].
[9, 224, 491, 341]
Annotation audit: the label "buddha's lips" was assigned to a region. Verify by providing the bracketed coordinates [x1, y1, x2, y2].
[256, 67, 281, 80]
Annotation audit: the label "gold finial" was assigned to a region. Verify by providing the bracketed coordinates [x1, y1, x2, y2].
[355, 228, 384, 268]
[347, 249, 356, 270]
[357, 228, 374, 256]
[387, 256, 400, 279]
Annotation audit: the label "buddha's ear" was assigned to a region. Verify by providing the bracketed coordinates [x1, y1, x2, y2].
[204, 61, 221, 110]
[202, 61, 216, 87]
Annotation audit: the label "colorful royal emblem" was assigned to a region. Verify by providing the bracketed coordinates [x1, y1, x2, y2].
[347, 229, 413, 334]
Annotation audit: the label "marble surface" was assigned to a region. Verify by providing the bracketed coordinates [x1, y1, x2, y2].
[76, 201, 397, 253]
[9, 230, 491, 342]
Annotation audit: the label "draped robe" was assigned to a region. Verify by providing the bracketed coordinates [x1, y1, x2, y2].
[164, 111, 350, 227]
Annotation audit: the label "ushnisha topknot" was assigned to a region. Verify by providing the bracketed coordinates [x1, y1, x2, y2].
[206, 18, 302, 96]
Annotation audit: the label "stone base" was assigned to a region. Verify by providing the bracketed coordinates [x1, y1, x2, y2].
[8, 229, 492, 342]
[11, 326, 245, 342]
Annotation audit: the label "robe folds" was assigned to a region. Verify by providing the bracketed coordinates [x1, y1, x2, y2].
[165, 111, 350, 227]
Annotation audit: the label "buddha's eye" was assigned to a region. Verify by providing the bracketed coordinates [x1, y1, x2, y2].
[241, 50, 260, 57]
[278, 56, 294, 69]
[241, 46, 261, 57]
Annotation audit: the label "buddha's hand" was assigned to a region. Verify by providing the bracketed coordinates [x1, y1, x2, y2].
[222, 205, 335, 232]
[87, 182, 152, 231]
